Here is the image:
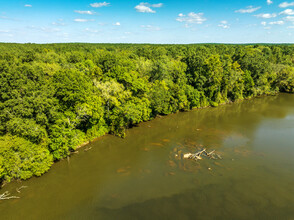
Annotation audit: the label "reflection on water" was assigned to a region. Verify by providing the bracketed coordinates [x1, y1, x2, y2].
[1, 94, 294, 219]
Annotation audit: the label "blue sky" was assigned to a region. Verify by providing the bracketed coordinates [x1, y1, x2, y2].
[0, 0, 294, 43]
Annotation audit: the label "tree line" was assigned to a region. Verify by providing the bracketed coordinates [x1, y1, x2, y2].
[0, 43, 293, 184]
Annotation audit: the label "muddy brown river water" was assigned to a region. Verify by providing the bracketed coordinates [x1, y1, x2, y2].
[1, 93, 294, 220]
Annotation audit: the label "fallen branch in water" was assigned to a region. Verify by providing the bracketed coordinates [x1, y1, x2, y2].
[16, 186, 27, 193]
[84, 147, 92, 152]
[0, 191, 20, 200]
[184, 149, 222, 161]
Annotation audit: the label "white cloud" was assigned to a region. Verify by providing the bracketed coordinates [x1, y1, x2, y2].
[52, 21, 66, 26]
[255, 13, 277, 18]
[134, 3, 162, 13]
[24, 4, 32, 7]
[279, 2, 294, 8]
[84, 28, 100, 33]
[218, 24, 229, 29]
[280, 9, 294, 15]
[246, 23, 258, 27]
[284, 15, 294, 22]
[135, 3, 155, 13]
[235, 6, 261, 13]
[176, 12, 206, 25]
[151, 3, 163, 8]
[90, 2, 110, 8]
[113, 22, 121, 26]
[141, 25, 161, 31]
[287, 25, 294, 28]
[269, 20, 284, 24]
[74, 10, 95, 15]
[218, 20, 230, 29]
[267, 0, 273, 5]
[74, 18, 95, 22]
[261, 21, 267, 26]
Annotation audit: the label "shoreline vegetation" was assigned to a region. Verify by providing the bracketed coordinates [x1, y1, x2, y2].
[0, 43, 293, 186]
[75, 92, 272, 150]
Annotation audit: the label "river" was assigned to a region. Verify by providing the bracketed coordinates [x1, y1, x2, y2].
[1, 93, 294, 219]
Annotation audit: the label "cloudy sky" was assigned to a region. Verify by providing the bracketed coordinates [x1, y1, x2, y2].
[0, 0, 294, 43]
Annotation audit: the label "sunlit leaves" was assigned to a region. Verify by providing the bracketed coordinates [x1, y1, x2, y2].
[0, 43, 293, 183]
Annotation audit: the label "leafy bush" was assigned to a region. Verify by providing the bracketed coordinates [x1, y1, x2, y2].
[0, 135, 53, 182]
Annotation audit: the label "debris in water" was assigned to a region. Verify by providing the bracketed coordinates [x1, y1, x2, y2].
[84, 147, 92, 152]
[0, 191, 19, 200]
[183, 153, 192, 159]
[16, 186, 27, 193]
[183, 148, 222, 161]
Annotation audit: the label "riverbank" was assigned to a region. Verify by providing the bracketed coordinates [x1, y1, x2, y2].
[2, 93, 294, 219]
[1, 43, 293, 185]
[73, 91, 280, 153]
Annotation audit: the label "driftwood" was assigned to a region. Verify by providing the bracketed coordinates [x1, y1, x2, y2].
[84, 147, 92, 152]
[1, 185, 28, 200]
[16, 186, 27, 193]
[0, 191, 19, 200]
[184, 148, 222, 161]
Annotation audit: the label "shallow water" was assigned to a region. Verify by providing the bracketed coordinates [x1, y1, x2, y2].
[1, 94, 294, 220]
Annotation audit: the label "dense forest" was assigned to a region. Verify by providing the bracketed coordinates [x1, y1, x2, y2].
[0, 43, 293, 184]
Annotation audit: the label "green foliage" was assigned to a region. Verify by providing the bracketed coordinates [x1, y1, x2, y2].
[0, 135, 53, 182]
[0, 43, 293, 183]
[6, 118, 48, 144]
